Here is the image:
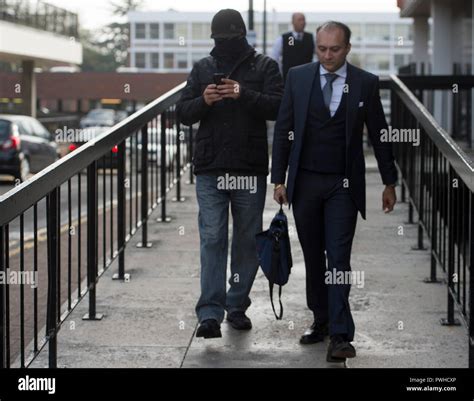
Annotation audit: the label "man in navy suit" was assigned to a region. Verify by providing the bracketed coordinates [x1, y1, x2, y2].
[271, 21, 397, 362]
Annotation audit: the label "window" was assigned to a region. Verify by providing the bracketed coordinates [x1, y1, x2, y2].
[150, 23, 159, 39]
[365, 24, 390, 41]
[151, 52, 159, 69]
[135, 23, 146, 39]
[192, 53, 208, 65]
[394, 54, 410, 69]
[348, 24, 362, 42]
[192, 23, 206, 39]
[176, 23, 188, 41]
[135, 52, 146, 68]
[164, 23, 175, 39]
[365, 54, 390, 71]
[176, 53, 188, 69]
[164, 53, 174, 68]
[278, 23, 289, 35]
[394, 24, 412, 42]
[348, 53, 362, 67]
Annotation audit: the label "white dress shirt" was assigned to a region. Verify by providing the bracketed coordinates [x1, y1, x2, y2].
[319, 62, 347, 117]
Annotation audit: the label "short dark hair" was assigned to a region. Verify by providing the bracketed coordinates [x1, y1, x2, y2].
[316, 21, 351, 45]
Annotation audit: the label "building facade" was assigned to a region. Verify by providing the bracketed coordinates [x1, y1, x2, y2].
[128, 10, 416, 77]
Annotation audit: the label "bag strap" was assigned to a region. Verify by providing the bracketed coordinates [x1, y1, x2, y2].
[269, 282, 284, 320]
[269, 236, 283, 320]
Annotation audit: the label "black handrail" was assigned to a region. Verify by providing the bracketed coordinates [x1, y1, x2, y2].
[0, 81, 190, 368]
[390, 74, 474, 368]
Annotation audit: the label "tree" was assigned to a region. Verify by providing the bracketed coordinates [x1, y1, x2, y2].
[80, 0, 144, 71]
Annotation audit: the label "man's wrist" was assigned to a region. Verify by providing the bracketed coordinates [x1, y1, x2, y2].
[274, 183, 284, 190]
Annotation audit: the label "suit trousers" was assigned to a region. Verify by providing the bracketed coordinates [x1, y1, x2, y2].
[292, 169, 358, 341]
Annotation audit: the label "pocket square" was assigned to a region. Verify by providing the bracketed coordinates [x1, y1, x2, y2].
[358, 101, 364, 107]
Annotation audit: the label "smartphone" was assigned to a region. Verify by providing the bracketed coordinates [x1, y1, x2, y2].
[213, 73, 226, 85]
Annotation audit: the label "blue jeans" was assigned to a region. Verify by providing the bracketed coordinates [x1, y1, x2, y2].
[195, 173, 267, 324]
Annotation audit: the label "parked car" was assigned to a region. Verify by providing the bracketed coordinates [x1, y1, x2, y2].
[114, 110, 129, 124]
[0, 115, 59, 182]
[80, 109, 116, 129]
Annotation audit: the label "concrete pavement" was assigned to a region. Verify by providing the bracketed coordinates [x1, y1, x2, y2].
[28, 153, 468, 368]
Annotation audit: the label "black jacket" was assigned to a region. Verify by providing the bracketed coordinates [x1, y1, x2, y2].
[176, 48, 284, 175]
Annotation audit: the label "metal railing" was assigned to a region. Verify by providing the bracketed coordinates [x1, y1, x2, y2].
[0, 81, 193, 368]
[0, 0, 79, 38]
[390, 74, 474, 368]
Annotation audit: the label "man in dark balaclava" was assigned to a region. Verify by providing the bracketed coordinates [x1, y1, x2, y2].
[177, 9, 283, 339]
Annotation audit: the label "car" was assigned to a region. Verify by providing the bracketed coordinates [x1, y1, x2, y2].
[114, 110, 129, 124]
[0, 115, 59, 182]
[80, 109, 116, 129]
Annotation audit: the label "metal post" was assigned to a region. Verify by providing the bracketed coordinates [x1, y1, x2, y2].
[441, 166, 460, 327]
[157, 112, 171, 223]
[137, 124, 152, 247]
[46, 188, 59, 368]
[0, 225, 4, 369]
[113, 141, 127, 280]
[469, 191, 474, 368]
[425, 147, 441, 283]
[248, 0, 254, 30]
[187, 125, 194, 185]
[83, 162, 103, 320]
[413, 125, 426, 250]
[173, 120, 185, 202]
[263, 0, 267, 55]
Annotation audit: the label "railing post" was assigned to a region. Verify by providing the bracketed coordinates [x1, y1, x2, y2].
[413, 125, 426, 250]
[469, 191, 474, 368]
[137, 124, 152, 248]
[0, 225, 4, 369]
[83, 161, 103, 321]
[113, 141, 127, 280]
[187, 125, 194, 185]
[46, 188, 59, 368]
[157, 112, 171, 223]
[441, 166, 460, 327]
[173, 120, 185, 202]
[425, 146, 441, 283]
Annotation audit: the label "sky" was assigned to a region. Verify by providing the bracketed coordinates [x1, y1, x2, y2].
[46, 0, 400, 30]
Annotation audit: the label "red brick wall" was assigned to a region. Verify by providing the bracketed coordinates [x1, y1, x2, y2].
[0, 72, 188, 101]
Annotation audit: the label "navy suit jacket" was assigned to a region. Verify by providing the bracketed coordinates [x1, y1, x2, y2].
[271, 61, 398, 220]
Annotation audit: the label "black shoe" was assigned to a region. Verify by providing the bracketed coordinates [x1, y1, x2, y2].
[226, 311, 252, 330]
[196, 319, 222, 338]
[299, 321, 329, 344]
[327, 335, 356, 362]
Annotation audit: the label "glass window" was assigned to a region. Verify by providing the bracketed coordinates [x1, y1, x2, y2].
[151, 52, 159, 69]
[394, 24, 412, 42]
[365, 24, 390, 41]
[164, 23, 175, 39]
[135, 23, 146, 39]
[164, 53, 174, 68]
[135, 52, 146, 68]
[176, 53, 188, 69]
[278, 23, 289, 35]
[365, 54, 390, 71]
[192, 23, 206, 40]
[192, 53, 208, 65]
[176, 23, 188, 41]
[150, 23, 159, 39]
[348, 53, 362, 67]
[348, 24, 362, 42]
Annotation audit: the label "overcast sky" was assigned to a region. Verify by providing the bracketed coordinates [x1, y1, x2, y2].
[46, 0, 399, 30]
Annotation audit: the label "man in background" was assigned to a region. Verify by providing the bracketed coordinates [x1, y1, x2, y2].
[271, 12, 315, 81]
